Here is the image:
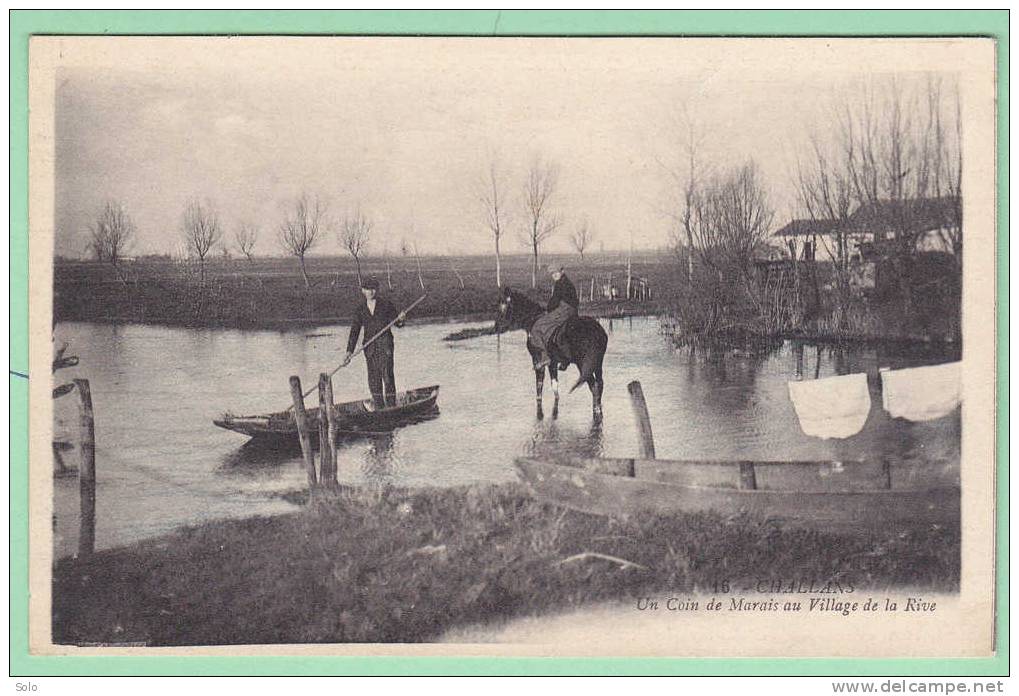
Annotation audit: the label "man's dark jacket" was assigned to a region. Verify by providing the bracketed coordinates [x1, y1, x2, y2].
[346, 297, 403, 356]
[547, 274, 580, 312]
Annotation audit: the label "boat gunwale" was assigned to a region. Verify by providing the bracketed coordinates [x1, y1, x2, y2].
[220, 385, 440, 422]
[513, 456, 961, 497]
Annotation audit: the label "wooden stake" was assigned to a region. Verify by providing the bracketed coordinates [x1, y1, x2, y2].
[289, 376, 317, 488]
[626, 380, 656, 460]
[414, 243, 425, 289]
[73, 379, 96, 557]
[319, 373, 337, 485]
[626, 254, 632, 299]
[738, 462, 758, 490]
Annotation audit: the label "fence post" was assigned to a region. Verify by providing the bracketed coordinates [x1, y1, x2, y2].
[319, 373, 337, 485]
[626, 380, 656, 460]
[73, 379, 96, 557]
[289, 376, 318, 488]
[738, 462, 758, 490]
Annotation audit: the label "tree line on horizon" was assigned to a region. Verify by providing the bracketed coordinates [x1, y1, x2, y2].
[78, 74, 960, 309]
[77, 155, 603, 291]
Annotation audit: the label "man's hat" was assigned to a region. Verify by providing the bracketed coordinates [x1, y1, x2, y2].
[361, 276, 380, 290]
[546, 263, 564, 273]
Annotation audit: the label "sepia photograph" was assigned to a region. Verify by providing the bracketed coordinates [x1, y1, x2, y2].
[26, 34, 997, 658]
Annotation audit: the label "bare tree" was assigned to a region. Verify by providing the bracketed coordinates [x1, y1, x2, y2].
[658, 111, 709, 283]
[926, 76, 963, 266]
[480, 157, 508, 286]
[795, 132, 859, 306]
[88, 200, 135, 273]
[181, 198, 222, 282]
[678, 118, 707, 284]
[278, 193, 327, 288]
[688, 160, 774, 292]
[522, 158, 562, 288]
[827, 76, 962, 309]
[234, 223, 258, 263]
[570, 219, 593, 261]
[340, 206, 372, 284]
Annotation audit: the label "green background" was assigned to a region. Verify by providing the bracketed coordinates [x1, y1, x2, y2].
[9, 10, 1009, 676]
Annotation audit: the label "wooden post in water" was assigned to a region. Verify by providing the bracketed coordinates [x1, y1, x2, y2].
[590, 277, 595, 302]
[627, 380, 656, 460]
[73, 378, 96, 557]
[626, 255, 632, 299]
[319, 373, 337, 486]
[738, 462, 758, 490]
[289, 376, 318, 488]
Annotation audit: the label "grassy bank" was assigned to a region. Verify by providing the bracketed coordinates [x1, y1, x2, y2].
[54, 253, 669, 329]
[53, 483, 959, 646]
[56, 252, 958, 348]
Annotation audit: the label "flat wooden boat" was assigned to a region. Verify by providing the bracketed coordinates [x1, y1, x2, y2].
[514, 455, 959, 533]
[214, 385, 439, 440]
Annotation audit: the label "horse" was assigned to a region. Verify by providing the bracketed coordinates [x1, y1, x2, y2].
[495, 287, 608, 419]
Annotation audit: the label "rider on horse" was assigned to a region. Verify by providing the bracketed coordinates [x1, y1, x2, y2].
[530, 263, 579, 370]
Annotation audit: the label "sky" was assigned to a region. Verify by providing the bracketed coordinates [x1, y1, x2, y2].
[50, 37, 957, 259]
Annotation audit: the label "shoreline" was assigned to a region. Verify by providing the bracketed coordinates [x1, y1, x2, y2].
[54, 309, 961, 353]
[53, 302, 662, 331]
[51, 482, 959, 647]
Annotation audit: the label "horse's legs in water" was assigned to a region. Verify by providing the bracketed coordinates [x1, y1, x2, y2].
[533, 363, 545, 420]
[589, 363, 604, 417]
[548, 364, 560, 419]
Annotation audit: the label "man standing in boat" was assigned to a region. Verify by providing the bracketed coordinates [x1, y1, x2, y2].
[343, 277, 406, 409]
[530, 263, 579, 370]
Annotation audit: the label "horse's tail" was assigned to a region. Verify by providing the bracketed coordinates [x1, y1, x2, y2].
[569, 356, 596, 394]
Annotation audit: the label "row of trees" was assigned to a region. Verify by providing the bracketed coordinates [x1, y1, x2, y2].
[86, 176, 600, 290]
[478, 157, 597, 288]
[84, 194, 378, 287]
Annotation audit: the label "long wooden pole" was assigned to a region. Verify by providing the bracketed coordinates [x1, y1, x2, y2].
[288, 294, 427, 408]
[287, 293, 425, 411]
[74, 379, 96, 557]
[627, 380, 656, 460]
[289, 376, 317, 488]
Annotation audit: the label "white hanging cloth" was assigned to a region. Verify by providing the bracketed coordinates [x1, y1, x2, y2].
[880, 361, 961, 422]
[787, 373, 871, 440]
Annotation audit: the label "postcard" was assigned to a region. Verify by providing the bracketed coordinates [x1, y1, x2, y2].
[26, 35, 998, 659]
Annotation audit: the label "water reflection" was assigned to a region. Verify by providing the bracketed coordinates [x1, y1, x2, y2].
[217, 439, 304, 474]
[525, 417, 605, 460]
[359, 431, 398, 487]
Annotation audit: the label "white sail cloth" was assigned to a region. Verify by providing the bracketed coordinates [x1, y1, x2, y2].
[880, 362, 961, 422]
[787, 373, 871, 440]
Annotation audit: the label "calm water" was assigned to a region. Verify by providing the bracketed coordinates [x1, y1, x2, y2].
[52, 318, 960, 558]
